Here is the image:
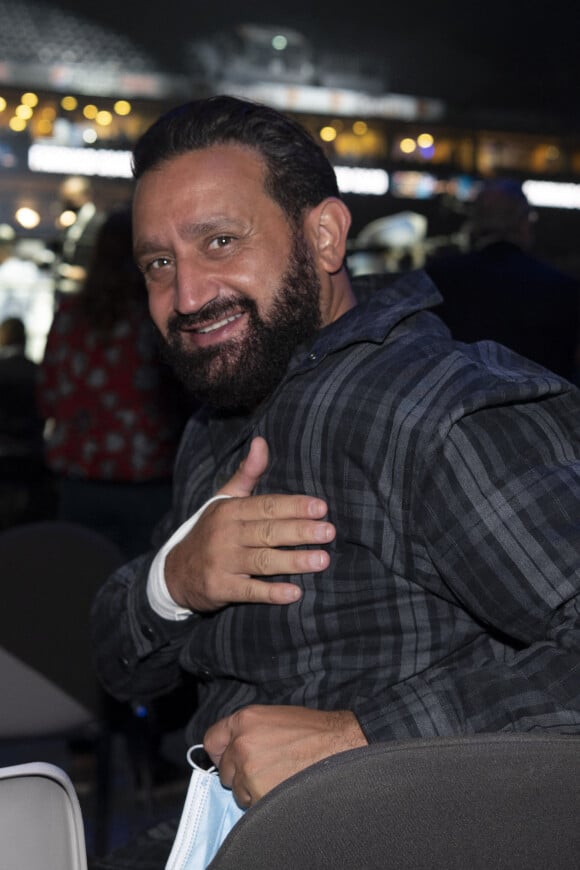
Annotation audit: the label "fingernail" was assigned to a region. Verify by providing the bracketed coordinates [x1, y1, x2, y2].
[308, 552, 326, 570]
[313, 522, 333, 542]
[308, 499, 327, 517]
[281, 586, 302, 602]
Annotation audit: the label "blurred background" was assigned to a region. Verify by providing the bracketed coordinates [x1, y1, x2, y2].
[1, 0, 579, 361]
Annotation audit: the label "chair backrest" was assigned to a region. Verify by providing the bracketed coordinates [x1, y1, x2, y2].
[0, 761, 88, 870]
[209, 733, 580, 870]
[0, 647, 93, 737]
[0, 520, 124, 726]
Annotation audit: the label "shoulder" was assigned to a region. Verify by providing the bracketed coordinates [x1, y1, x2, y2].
[318, 307, 572, 439]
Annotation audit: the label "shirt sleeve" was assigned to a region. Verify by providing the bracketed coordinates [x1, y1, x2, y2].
[356, 389, 580, 742]
[91, 494, 233, 701]
[147, 494, 232, 620]
[90, 408, 219, 704]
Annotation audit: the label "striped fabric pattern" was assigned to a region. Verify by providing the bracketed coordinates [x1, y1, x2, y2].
[92, 271, 580, 743]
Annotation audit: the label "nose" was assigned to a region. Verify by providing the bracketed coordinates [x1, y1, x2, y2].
[173, 259, 220, 315]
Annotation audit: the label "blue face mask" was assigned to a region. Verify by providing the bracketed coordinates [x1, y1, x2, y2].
[166, 745, 246, 870]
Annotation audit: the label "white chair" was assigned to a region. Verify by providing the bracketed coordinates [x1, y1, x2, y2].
[0, 761, 87, 870]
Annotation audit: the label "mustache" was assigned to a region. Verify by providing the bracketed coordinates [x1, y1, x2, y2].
[167, 297, 256, 334]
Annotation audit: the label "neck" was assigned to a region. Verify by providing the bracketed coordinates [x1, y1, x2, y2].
[321, 266, 357, 326]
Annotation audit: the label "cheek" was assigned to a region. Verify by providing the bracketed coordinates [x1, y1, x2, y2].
[245, 254, 288, 310]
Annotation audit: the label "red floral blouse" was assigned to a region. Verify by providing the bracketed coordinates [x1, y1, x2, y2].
[38, 296, 189, 482]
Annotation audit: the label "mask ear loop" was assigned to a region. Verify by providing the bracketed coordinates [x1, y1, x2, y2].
[187, 744, 218, 775]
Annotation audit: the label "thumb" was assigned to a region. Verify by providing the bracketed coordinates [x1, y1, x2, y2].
[218, 436, 269, 498]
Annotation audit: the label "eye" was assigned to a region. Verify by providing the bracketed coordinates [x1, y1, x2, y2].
[140, 256, 172, 275]
[208, 235, 234, 250]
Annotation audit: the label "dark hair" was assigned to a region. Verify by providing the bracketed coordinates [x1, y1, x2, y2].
[0, 316, 26, 348]
[78, 206, 147, 334]
[132, 95, 340, 226]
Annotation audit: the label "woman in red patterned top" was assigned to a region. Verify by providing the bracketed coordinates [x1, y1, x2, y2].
[38, 206, 190, 559]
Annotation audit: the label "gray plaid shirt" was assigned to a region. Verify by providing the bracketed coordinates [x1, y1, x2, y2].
[92, 270, 580, 743]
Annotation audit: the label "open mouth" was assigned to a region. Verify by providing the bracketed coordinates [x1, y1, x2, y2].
[194, 312, 244, 334]
[177, 308, 249, 349]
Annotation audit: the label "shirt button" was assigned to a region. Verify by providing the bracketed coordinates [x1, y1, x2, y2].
[118, 656, 131, 669]
[308, 352, 317, 361]
[141, 624, 155, 641]
[198, 665, 213, 680]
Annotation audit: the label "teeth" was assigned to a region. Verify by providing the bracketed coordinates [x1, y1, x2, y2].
[197, 313, 241, 334]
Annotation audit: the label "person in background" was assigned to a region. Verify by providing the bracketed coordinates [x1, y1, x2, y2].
[0, 227, 56, 364]
[55, 175, 106, 294]
[0, 316, 52, 528]
[90, 97, 580, 869]
[38, 207, 190, 560]
[426, 179, 580, 383]
[0, 225, 43, 307]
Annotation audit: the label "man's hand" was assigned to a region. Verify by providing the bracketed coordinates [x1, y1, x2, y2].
[165, 437, 335, 612]
[204, 705, 368, 807]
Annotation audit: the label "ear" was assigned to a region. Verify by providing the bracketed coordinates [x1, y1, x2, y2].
[304, 197, 352, 275]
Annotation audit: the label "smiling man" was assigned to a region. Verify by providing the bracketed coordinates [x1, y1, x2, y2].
[132, 143, 344, 411]
[91, 96, 580, 868]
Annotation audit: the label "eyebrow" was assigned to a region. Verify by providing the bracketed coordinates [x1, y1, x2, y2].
[133, 238, 165, 260]
[178, 217, 242, 240]
[134, 217, 245, 260]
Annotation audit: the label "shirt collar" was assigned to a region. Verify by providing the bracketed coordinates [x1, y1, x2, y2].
[290, 269, 443, 372]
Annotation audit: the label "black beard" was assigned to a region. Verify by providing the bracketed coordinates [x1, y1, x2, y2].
[160, 231, 322, 412]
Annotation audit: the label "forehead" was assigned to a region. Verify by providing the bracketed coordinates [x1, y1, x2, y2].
[133, 144, 269, 214]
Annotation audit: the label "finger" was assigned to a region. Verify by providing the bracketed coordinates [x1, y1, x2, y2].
[218, 437, 269, 499]
[231, 546, 331, 579]
[204, 726, 253, 807]
[235, 517, 336, 549]
[228, 491, 330, 522]
[204, 716, 232, 768]
[232, 780, 253, 809]
[217, 577, 304, 607]
[243, 578, 304, 604]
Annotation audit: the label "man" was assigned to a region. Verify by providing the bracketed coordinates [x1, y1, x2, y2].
[55, 175, 105, 293]
[91, 96, 580, 867]
[427, 179, 580, 383]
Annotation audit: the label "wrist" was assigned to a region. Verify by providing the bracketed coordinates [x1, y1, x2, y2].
[146, 494, 232, 620]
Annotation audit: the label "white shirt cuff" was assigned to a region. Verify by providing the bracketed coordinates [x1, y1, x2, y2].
[147, 494, 232, 621]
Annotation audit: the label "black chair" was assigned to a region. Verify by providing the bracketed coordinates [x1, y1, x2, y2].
[0, 520, 126, 856]
[209, 733, 580, 870]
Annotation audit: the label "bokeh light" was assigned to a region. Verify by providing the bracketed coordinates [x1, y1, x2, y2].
[400, 138, 417, 154]
[320, 126, 337, 142]
[15, 207, 41, 229]
[61, 96, 78, 111]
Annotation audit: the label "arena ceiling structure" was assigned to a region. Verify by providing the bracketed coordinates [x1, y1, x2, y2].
[32, 0, 580, 129]
[0, 0, 183, 99]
